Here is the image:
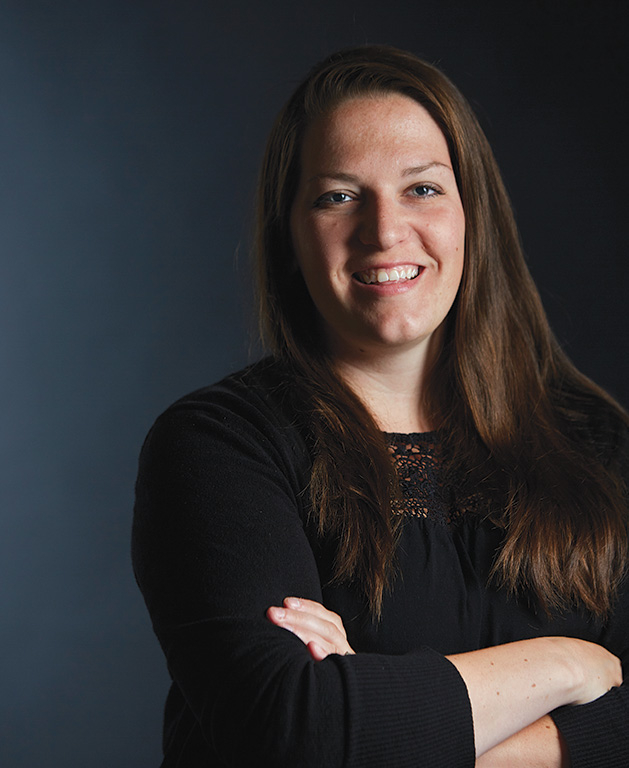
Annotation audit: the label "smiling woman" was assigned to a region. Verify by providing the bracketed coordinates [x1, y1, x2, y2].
[133, 46, 629, 767]
[290, 94, 465, 405]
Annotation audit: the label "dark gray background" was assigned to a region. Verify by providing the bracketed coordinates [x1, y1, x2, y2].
[1, 1, 626, 765]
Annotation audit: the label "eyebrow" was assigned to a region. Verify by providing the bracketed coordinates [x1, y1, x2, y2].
[305, 171, 360, 185]
[306, 162, 452, 185]
[402, 162, 451, 176]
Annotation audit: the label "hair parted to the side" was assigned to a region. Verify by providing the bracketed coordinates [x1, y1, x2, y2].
[255, 45, 628, 619]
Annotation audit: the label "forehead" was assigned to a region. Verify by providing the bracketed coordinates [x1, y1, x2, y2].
[299, 93, 451, 172]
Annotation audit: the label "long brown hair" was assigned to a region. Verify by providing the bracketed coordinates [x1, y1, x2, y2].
[256, 45, 628, 618]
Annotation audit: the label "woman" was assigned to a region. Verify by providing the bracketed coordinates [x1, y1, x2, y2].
[133, 46, 628, 767]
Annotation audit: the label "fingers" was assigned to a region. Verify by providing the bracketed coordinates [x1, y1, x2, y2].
[266, 604, 347, 653]
[284, 597, 346, 635]
[308, 641, 329, 662]
[266, 597, 355, 659]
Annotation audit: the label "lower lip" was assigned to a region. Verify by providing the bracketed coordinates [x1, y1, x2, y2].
[352, 270, 424, 294]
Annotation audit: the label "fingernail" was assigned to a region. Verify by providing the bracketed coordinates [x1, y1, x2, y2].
[272, 607, 286, 620]
[285, 597, 301, 608]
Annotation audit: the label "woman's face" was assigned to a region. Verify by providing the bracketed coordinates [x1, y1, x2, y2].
[290, 93, 465, 360]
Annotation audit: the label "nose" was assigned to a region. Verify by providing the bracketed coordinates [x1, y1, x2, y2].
[357, 195, 410, 250]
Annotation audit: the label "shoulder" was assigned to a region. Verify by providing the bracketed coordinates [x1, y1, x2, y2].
[167, 355, 296, 417]
[138, 356, 311, 489]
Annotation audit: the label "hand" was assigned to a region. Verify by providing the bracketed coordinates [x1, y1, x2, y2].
[561, 636, 622, 705]
[266, 597, 355, 661]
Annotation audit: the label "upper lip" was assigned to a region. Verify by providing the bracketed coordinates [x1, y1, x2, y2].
[352, 262, 423, 273]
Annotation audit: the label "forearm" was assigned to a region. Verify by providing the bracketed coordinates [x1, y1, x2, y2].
[447, 638, 583, 757]
[475, 716, 569, 768]
[269, 600, 620, 762]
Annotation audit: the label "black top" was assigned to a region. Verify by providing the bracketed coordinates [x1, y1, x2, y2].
[133, 358, 629, 767]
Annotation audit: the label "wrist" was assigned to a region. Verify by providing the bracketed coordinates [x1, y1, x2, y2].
[542, 637, 583, 705]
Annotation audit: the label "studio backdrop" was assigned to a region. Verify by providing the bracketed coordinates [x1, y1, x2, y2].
[0, 1, 625, 765]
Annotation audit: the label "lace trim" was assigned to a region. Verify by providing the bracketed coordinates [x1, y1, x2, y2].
[387, 433, 484, 526]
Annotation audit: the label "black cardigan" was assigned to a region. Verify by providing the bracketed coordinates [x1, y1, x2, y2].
[133, 358, 629, 767]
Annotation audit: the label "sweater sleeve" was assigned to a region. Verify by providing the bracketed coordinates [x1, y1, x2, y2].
[132, 375, 475, 768]
[549, 422, 629, 767]
[549, 581, 629, 768]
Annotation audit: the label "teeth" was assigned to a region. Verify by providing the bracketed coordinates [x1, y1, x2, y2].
[356, 266, 420, 285]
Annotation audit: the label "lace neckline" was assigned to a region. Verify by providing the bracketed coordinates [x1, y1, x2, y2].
[386, 431, 481, 526]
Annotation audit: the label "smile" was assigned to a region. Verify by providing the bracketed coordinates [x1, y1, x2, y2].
[354, 265, 421, 285]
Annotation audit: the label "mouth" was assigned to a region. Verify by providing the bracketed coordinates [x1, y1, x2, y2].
[353, 265, 421, 285]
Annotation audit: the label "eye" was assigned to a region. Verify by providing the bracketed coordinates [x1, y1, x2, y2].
[313, 191, 354, 207]
[409, 184, 442, 198]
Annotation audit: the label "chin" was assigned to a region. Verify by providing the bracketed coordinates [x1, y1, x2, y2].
[371, 322, 435, 348]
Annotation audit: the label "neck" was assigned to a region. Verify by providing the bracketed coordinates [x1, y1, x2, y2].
[330, 332, 443, 433]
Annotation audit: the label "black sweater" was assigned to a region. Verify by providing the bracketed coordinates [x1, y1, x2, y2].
[133, 358, 629, 767]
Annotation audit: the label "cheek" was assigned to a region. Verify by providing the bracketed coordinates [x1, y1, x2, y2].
[437, 209, 465, 291]
[441, 204, 465, 238]
[441, 209, 465, 265]
[291, 210, 316, 266]
[289, 225, 323, 298]
[292, 218, 338, 277]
